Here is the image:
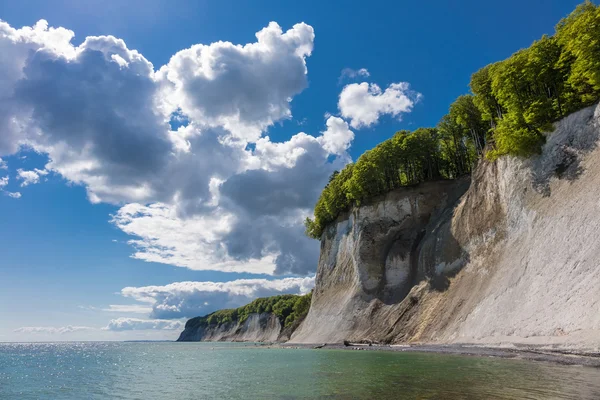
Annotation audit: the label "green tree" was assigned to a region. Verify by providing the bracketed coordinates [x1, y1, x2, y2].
[556, 1, 600, 104]
[449, 95, 487, 154]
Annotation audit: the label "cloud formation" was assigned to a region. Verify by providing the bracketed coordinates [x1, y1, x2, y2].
[0, 176, 20, 198]
[0, 18, 328, 275]
[158, 21, 314, 142]
[16, 168, 48, 186]
[120, 277, 315, 319]
[317, 116, 355, 156]
[338, 67, 370, 84]
[104, 318, 183, 331]
[102, 304, 153, 314]
[338, 82, 421, 128]
[14, 325, 94, 334]
[0, 18, 418, 277]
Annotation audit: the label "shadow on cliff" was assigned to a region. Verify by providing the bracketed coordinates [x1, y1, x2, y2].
[533, 104, 599, 196]
[419, 207, 471, 294]
[377, 178, 472, 305]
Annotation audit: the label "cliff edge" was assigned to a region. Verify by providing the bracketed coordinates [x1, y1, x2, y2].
[178, 312, 282, 342]
[291, 104, 600, 350]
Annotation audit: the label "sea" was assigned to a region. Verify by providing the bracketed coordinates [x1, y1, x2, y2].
[1, 341, 599, 399]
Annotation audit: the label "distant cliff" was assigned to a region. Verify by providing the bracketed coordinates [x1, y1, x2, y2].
[291, 104, 600, 350]
[177, 293, 310, 342]
[178, 312, 282, 342]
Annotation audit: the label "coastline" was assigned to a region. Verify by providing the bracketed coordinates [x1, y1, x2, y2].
[272, 342, 600, 368]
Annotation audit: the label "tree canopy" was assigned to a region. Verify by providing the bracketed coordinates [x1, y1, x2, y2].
[185, 292, 313, 330]
[473, 1, 600, 158]
[305, 1, 600, 239]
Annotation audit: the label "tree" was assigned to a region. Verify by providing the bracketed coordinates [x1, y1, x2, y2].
[556, 1, 600, 104]
[449, 95, 487, 155]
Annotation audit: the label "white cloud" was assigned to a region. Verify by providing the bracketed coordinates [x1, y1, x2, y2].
[338, 67, 370, 83]
[338, 82, 421, 128]
[0, 18, 372, 276]
[0, 19, 76, 155]
[317, 116, 354, 155]
[104, 318, 183, 331]
[16, 168, 48, 186]
[156, 21, 314, 142]
[111, 202, 276, 274]
[0, 19, 327, 275]
[102, 304, 153, 314]
[14, 325, 94, 334]
[111, 124, 347, 275]
[0, 176, 20, 198]
[120, 276, 315, 319]
[0, 158, 6, 169]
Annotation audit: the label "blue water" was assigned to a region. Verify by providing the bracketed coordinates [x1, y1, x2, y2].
[1, 342, 600, 399]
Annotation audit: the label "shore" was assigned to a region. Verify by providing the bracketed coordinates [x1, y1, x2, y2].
[273, 342, 600, 368]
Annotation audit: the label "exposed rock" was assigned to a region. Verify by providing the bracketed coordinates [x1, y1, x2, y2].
[177, 312, 281, 342]
[292, 104, 600, 351]
[290, 177, 470, 343]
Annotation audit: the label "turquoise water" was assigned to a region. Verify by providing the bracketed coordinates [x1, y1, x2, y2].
[1, 342, 600, 399]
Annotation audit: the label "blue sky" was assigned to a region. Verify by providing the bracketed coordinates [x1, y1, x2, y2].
[0, 0, 584, 341]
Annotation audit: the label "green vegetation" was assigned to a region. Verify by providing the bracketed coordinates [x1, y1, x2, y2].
[184, 292, 313, 330]
[474, 1, 600, 158]
[305, 1, 600, 239]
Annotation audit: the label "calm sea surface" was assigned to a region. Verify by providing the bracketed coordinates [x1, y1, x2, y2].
[1, 342, 599, 399]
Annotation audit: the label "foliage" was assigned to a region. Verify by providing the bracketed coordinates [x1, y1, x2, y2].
[556, 1, 600, 104]
[305, 125, 476, 239]
[185, 292, 313, 330]
[305, 2, 600, 239]
[471, 1, 600, 158]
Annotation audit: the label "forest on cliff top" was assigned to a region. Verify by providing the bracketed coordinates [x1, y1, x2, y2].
[184, 292, 313, 330]
[305, 1, 600, 239]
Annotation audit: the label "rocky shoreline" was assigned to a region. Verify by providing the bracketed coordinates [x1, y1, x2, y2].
[273, 343, 600, 368]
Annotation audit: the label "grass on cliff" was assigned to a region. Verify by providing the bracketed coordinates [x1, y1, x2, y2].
[185, 292, 312, 330]
[305, 1, 600, 240]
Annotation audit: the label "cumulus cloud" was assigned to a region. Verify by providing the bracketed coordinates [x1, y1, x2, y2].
[112, 124, 348, 275]
[0, 19, 420, 277]
[120, 277, 315, 319]
[102, 304, 153, 314]
[0, 158, 6, 169]
[0, 20, 76, 155]
[112, 202, 276, 274]
[14, 325, 94, 334]
[317, 116, 354, 156]
[0, 176, 20, 198]
[338, 67, 370, 84]
[16, 168, 48, 186]
[104, 318, 183, 331]
[0, 18, 340, 276]
[156, 21, 314, 142]
[338, 82, 421, 128]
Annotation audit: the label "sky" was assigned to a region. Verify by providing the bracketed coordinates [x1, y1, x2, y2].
[0, 0, 584, 341]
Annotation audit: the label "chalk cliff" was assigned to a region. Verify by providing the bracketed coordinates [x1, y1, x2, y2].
[291, 104, 600, 350]
[178, 312, 282, 342]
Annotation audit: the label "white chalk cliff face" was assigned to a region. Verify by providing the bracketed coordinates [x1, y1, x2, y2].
[178, 313, 282, 342]
[292, 104, 600, 350]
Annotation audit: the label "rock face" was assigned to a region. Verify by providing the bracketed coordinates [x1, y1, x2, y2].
[292, 104, 600, 350]
[178, 313, 282, 342]
[290, 178, 470, 343]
